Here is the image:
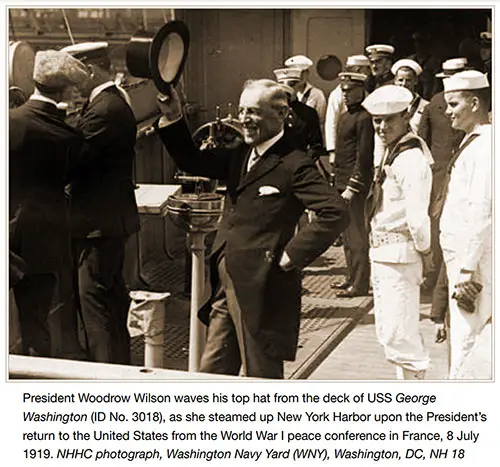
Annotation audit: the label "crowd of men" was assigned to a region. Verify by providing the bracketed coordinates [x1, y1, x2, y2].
[277, 36, 492, 380]
[9, 43, 139, 365]
[9, 30, 492, 381]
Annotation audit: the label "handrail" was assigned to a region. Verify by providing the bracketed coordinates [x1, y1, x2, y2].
[9, 355, 238, 380]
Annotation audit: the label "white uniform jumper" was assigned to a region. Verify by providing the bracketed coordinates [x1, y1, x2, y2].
[439, 124, 492, 379]
[369, 133, 433, 376]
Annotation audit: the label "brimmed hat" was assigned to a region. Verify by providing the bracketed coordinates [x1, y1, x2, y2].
[273, 67, 302, 82]
[339, 72, 367, 89]
[346, 55, 370, 67]
[362, 84, 413, 115]
[365, 44, 395, 60]
[391, 59, 423, 77]
[443, 70, 489, 93]
[436, 58, 468, 78]
[61, 41, 109, 62]
[284, 55, 313, 71]
[33, 50, 88, 89]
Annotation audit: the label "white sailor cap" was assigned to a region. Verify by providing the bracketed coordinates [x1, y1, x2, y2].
[33, 50, 88, 89]
[391, 59, 423, 77]
[365, 44, 395, 60]
[443, 70, 489, 93]
[284, 55, 313, 70]
[435, 58, 468, 78]
[273, 67, 302, 82]
[346, 55, 370, 67]
[61, 41, 109, 62]
[362, 85, 413, 116]
[339, 72, 367, 89]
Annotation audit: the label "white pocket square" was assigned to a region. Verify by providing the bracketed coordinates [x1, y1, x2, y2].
[258, 185, 280, 196]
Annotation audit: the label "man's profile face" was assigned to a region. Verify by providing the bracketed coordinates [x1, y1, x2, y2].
[280, 79, 300, 98]
[370, 57, 392, 77]
[341, 85, 364, 107]
[238, 87, 285, 146]
[444, 91, 476, 132]
[372, 112, 409, 146]
[394, 68, 418, 94]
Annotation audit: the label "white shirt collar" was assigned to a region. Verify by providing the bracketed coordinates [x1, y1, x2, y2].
[30, 94, 58, 107]
[462, 123, 490, 144]
[89, 81, 115, 103]
[254, 129, 284, 156]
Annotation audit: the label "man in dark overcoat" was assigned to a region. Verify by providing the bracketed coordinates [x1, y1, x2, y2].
[61, 42, 140, 364]
[156, 80, 349, 378]
[9, 50, 88, 357]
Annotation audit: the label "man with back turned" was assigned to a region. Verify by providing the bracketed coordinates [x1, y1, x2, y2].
[62, 41, 140, 364]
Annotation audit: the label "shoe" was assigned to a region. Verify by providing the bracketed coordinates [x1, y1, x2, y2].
[330, 279, 351, 290]
[335, 286, 368, 298]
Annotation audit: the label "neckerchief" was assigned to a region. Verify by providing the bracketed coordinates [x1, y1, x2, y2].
[365, 132, 423, 231]
[429, 132, 480, 220]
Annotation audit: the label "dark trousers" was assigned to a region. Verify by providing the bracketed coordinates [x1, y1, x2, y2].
[431, 262, 449, 324]
[14, 272, 57, 357]
[342, 193, 370, 292]
[423, 216, 443, 288]
[425, 168, 446, 288]
[52, 263, 87, 360]
[199, 256, 284, 379]
[73, 236, 131, 364]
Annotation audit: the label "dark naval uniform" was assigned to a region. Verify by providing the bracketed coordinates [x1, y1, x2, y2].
[334, 102, 374, 294]
[69, 84, 140, 364]
[286, 99, 324, 160]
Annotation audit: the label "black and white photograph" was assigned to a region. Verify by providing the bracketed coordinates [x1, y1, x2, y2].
[7, 5, 493, 382]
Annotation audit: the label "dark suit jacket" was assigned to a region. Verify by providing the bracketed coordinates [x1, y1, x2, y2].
[156, 119, 349, 360]
[68, 85, 140, 238]
[9, 99, 84, 274]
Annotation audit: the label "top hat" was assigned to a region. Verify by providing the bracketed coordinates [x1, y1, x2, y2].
[126, 20, 190, 95]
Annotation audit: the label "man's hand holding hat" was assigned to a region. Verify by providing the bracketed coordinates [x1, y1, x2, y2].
[157, 87, 183, 127]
